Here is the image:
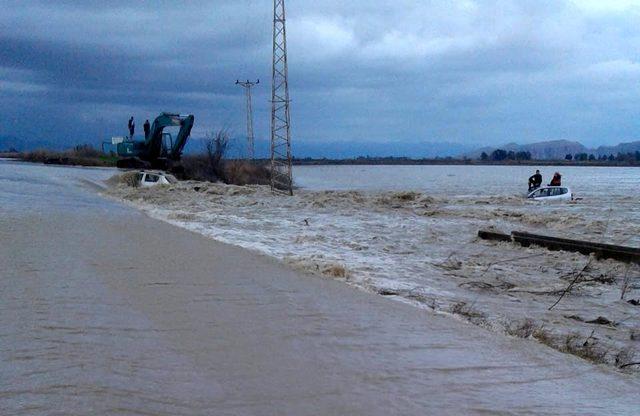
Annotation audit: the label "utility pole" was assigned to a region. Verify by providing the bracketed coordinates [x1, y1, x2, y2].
[236, 79, 259, 161]
[270, 0, 293, 195]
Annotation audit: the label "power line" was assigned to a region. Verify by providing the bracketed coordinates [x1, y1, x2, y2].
[270, 0, 293, 195]
[235, 79, 259, 161]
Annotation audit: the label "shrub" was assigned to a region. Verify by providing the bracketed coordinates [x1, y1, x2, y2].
[181, 129, 230, 182]
[21, 149, 52, 163]
[181, 154, 220, 182]
[224, 160, 271, 186]
[70, 144, 102, 158]
[181, 129, 271, 186]
[182, 156, 271, 185]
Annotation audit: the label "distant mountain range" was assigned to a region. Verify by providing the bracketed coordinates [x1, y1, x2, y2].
[465, 140, 640, 160]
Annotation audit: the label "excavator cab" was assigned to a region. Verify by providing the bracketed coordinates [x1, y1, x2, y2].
[161, 132, 174, 157]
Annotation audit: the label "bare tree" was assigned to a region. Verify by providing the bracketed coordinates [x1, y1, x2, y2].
[205, 129, 230, 180]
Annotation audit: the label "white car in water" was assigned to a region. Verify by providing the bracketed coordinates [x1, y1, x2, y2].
[136, 171, 177, 187]
[527, 186, 573, 201]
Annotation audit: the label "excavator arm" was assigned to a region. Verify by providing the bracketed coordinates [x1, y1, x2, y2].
[170, 114, 194, 160]
[146, 113, 195, 161]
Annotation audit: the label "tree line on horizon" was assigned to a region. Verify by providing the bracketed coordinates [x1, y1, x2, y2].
[480, 149, 640, 163]
[5, 141, 640, 165]
[480, 150, 532, 161]
[563, 152, 640, 162]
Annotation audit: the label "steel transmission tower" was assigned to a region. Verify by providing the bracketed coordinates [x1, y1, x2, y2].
[236, 79, 259, 160]
[270, 0, 293, 195]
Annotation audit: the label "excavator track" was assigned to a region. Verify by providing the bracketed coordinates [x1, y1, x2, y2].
[116, 157, 151, 169]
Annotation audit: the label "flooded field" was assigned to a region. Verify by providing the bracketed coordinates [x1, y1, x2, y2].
[107, 165, 640, 372]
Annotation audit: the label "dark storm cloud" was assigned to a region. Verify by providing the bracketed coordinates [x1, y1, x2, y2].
[2, 0, 640, 152]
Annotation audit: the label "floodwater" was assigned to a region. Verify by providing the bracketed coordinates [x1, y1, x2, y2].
[292, 164, 640, 247]
[293, 164, 639, 198]
[2, 160, 640, 415]
[107, 163, 640, 375]
[292, 164, 640, 246]
[0, 159, 119, 216]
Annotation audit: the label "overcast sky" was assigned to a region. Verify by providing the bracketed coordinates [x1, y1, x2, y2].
[2, 0, 640, 152]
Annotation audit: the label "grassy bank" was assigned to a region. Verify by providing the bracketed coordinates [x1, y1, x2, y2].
[20, 145, 118, 167]
[16, 143, 272, 186]
[181, 155, 271, 186]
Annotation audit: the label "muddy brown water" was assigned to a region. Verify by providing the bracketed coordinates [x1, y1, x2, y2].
[1, 161, 639, 415]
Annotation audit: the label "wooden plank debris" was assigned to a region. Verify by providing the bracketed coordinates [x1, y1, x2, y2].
[478, 230, 640, 264]
[477, 230, 512, 243]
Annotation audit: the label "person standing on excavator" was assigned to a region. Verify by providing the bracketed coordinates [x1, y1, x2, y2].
[143, 119, 150, 139]
[128, 117, 135, 139]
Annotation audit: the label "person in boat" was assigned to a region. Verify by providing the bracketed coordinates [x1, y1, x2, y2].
[143, 119, 150, 139]
[549, 172, 562, 186]
[528, 170, 542, 191]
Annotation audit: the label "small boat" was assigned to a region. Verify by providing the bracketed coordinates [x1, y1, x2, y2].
[527, 186, 573, 201]
[135, 171, 176, 187]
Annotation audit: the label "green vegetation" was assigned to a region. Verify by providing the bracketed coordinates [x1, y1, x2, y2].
[20, 145, 118, 167]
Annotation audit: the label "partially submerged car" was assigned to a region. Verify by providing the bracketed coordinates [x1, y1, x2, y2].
[527, 186, 573, 201]
[135, 171, 177, 187]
